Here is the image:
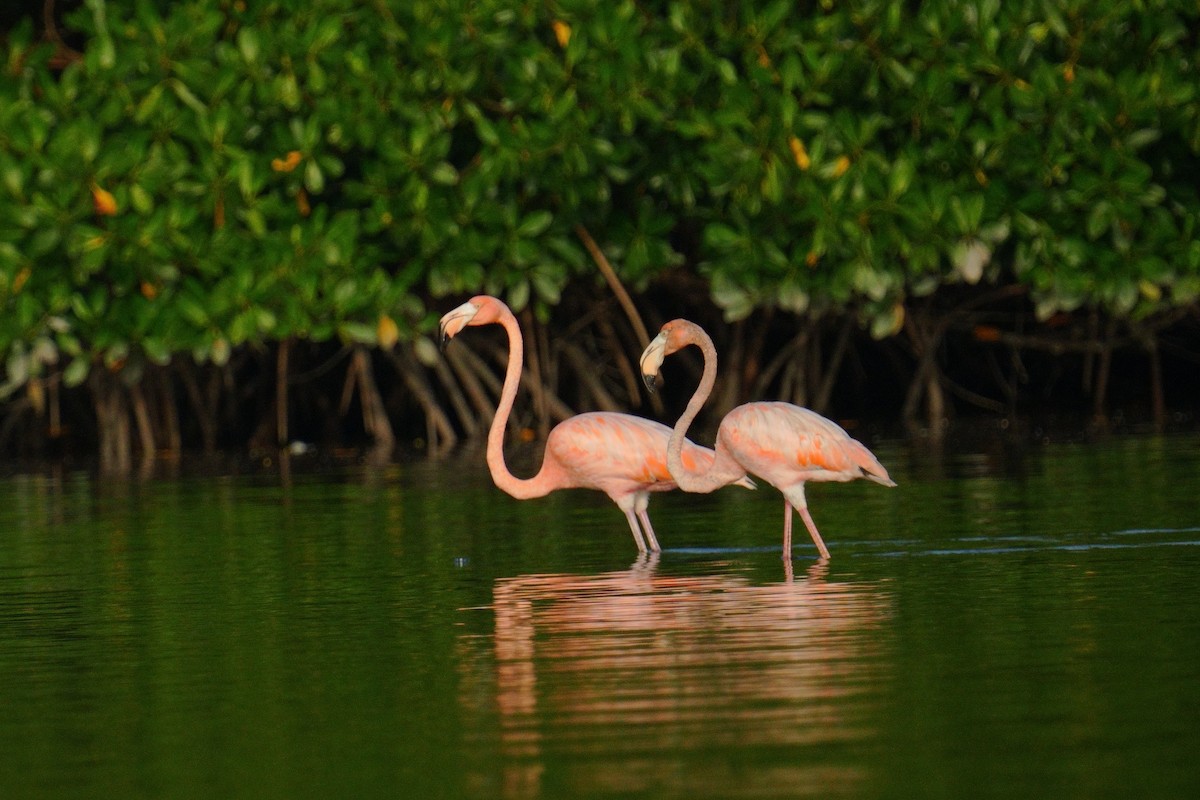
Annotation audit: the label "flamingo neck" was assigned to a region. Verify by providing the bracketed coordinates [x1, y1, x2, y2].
[667, 326, 737, 493]
[486, 308, 553, 500]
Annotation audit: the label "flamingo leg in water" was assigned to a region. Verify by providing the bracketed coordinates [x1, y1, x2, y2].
[798, 505, 831, 561]
[782, 501, 793, 560]
[637, 510, 661, 552]
[624, 510, 648, 552]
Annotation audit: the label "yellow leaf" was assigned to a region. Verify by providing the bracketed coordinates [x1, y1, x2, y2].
[141, 281, 159, 300]
[832, 155, 851, 178]
[552, 20, 571, 48]
[377, 315, 400, 349]
[1139, 280, 1162, 302]
[788, 136, 811, 170]
[27, 379, 44, 415]
[271, 150, 302, 172]
[91, 184, 118, 216]
[12, 266, 31, 293]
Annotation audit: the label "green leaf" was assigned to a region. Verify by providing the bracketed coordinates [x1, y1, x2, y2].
[710, 273, 754, 321]
[305, 159, 325, 194]
[885, 58, 915, 88]
[508, 279, 530, 313]
[950, 194, 985, 234]
[429, 162, 458, 185]
[531, 270, 562, 304]
[703, 223, 743, 250]
[716, 59, 737, 85]
[777, 283, 809, 314]
[1126, 128, 1160, 150]
[516, 210, 553, 238]
[169, 79, 208, 116]
[870, 303, 905, 339]
[130, 184, 154, 214]
[143, 338, 172, 366]
[63, 356, 91, 388]
[134, 84, 164, 123]
[237, 28, 260, 64]
[474, 115, 500, 146]
[413, 336, 439, 367]
[339, 322, 377, 344]
[889, 157, 914, 198]
[1086, 202, 1111, 240]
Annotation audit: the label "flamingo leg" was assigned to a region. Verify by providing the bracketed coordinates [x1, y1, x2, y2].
[624, 509, 648, 552]
[637, 510, 661, 552]
[797, 505, 831, 561]
[782, 501, 793, 560]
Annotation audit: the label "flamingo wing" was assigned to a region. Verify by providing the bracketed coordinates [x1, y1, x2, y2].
[545, 413, 676, 491]
[546, 412, 737, 493]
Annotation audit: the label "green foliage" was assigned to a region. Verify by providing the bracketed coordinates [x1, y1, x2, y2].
[661, 0, 1200, 326]
[1, 0, 1198, 398]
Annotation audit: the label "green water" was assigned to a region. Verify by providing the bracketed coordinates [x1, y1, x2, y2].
[2, 435, 1199, 799]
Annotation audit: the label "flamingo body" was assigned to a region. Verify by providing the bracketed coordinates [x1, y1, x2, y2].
[545, 412, 727, 493]
[718, 402, 890, 487]
[440, 296, 752, 553]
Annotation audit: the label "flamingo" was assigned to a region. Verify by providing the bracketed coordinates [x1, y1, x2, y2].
[439, 296, 753, 553]
[640, 319, 895, 560]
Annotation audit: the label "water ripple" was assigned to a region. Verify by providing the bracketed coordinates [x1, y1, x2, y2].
[865, 525, 1200, 558]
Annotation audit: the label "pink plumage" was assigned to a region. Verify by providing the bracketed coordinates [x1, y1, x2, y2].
[719, 402, 893, 486]
[546, 412, 728, 492]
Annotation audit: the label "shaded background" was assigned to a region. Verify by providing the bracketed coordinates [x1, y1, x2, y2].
[2, 0, 1199, 472]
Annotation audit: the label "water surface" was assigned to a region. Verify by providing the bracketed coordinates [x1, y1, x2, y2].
[1, 435, 1198, 798]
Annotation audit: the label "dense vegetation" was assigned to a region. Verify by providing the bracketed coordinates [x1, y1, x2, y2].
[2, 0, 1199, 471]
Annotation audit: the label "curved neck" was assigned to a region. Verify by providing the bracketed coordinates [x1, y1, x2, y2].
[667, 326, 734, 492]
[486, 308, 553, 499]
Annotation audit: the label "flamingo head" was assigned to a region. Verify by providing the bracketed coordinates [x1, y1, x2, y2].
[640, 319, 700, 391]
[439, 295, 508, 348]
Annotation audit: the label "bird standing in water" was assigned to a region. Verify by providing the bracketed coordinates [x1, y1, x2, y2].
[440, 297, 753, 553]
[640, 318, 895, 560]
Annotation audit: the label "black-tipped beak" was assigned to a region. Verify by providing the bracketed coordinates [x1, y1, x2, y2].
[638, 331, 669, 395]
[437, 301, 479, 351]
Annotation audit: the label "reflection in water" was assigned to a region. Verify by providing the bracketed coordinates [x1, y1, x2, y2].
[460, 555, 893, 799]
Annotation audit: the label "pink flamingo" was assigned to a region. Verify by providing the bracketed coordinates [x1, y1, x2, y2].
[439, 296, 753, 553]
[640, 319, 895, 560]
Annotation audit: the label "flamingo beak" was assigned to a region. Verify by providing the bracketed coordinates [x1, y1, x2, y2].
[438, 301, 480, 350]
[639, 331, 667, 393]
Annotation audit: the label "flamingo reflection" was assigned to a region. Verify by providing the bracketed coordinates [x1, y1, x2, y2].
[459, 555, 892, 799]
